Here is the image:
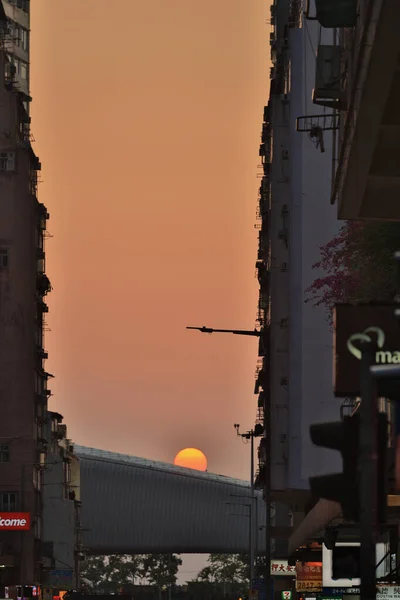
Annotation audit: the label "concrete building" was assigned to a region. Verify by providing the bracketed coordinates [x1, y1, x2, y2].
[0, 0, 51, 592]
[254, 0, 341, 560]
[326, 0, 400, 220]
[42, 413, 82, 592]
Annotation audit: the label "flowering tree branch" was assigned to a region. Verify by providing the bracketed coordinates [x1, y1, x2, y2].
[305, 221, 400, 321]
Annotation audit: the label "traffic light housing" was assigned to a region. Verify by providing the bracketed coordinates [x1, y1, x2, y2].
[309, 412, 388, 523]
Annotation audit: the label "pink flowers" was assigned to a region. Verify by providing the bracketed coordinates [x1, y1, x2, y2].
[305, 221, 399, 322]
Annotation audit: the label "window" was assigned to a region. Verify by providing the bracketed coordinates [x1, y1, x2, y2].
[33, 467, 41, 490]
[11, 56, 19, 74]
[0, 446, 10, 462]
[0, 492, 17, 512]
[0, 249, 9, 269]
[20, 61, 28, 80]
[15, 26, 29, 52]
[0, 152, 15, 172]
[14, 0, 30, 12]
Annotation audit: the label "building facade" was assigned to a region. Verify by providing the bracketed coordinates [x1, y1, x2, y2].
[0, 0, 50, 589]
[254, 0, 342, 561]
[0, 1, 83, 594]
[42, 413, 82, 592]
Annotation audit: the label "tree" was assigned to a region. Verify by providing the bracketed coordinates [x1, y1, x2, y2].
[141, 554, 182, 600]
[80, 554, 145, 593]
[193, 554, 249, 585]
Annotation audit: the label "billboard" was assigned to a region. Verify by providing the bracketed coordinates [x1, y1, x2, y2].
[333, 303, 399, 397]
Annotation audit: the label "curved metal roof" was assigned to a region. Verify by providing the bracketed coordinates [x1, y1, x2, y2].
[75, 445, 267, 554]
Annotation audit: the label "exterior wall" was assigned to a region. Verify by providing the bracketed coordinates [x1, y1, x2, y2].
[269, 91, 290, 492]
[42, 415, 80, 590]
[287, 14, 341, 490]
[0, 1, 50, 587]
[0, 45, 42, 588]
[255, 0, 343, 557]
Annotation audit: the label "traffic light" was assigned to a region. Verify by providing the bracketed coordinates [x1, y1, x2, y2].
[309, 415, 359, 520]
[309, 412, 388, 522]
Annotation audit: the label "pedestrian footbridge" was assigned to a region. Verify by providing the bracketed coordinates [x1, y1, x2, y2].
[75, 446, 267, 554]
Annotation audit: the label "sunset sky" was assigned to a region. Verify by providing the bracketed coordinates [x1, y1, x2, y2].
[30, 0, 270, 483]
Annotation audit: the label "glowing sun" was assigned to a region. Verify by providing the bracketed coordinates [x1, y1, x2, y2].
[174, 448, 207, 471]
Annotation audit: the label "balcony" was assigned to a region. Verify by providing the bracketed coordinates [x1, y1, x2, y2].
[36, 273, 52, 297]
[36, 346, 48, 361]
[331, 0, 400, 219]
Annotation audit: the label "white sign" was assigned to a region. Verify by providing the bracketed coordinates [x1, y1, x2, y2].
[377, 585, 400, 600]
[270, 560, 295, 576]
[347, 327, 400, 364]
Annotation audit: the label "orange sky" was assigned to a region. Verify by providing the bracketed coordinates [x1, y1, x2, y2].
[30, 0, 270, 481]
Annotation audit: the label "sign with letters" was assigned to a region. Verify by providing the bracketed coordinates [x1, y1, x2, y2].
[377, 585, 400, 600]
[333, 303, 399, 397]
[0, 513, 30, 530]
[296, 562, 322, 592]
[270, 560, 296, 576]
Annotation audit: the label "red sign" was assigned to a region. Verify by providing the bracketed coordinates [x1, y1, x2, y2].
[0, 513, 30, 530]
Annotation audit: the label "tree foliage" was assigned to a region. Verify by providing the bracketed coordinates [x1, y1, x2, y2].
[80, 554, 181, 593]
[192, 554, 249, 584]
[305, 221, 400, 319]
[142, 554, 182, 589]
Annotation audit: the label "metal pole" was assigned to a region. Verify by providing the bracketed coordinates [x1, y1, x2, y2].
[255, 495, 259, 572]
[20, 464, 25, 600]
[264, 425, 271, 599]
[360, 344, 378, 600]
[250, 432, 255, 588]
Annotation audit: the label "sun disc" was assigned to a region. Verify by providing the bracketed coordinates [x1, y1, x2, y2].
[174, 447, 207, 471]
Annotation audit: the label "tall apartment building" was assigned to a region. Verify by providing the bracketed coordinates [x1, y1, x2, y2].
[254, 0, 341, 562]
[0, 0, 51, 592]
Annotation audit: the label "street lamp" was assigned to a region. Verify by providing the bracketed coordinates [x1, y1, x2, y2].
[186, 326, 261, 337]
[187, 324, 271, 598]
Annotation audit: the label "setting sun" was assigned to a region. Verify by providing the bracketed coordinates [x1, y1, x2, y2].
[174, 448, 207, 471]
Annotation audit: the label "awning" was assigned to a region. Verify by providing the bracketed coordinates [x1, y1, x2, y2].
[288, 499, 341, 556]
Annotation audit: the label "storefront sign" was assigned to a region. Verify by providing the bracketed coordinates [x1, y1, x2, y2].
[281, 592, 292, 600]
[377, 586, 400, 600]
[322, 590, 360, 596]
[271, 560, 296, 576]
[334, 303, 399, 397]
[0, 512, 30, 530]
[296, 562, 322, 592]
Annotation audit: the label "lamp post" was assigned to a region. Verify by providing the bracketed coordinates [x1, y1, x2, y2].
[234, 425, 263, 589]
[187, 325, 271, 598]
